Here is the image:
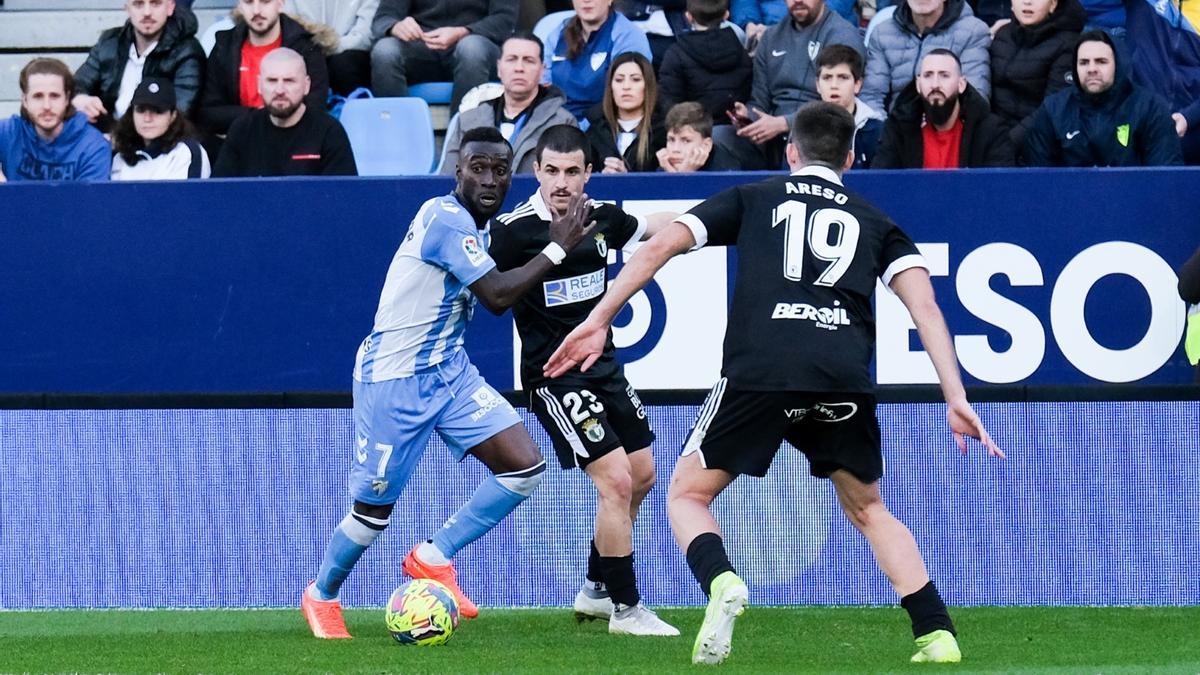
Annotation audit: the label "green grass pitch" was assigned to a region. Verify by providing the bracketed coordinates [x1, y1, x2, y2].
[3, 606, 1198, 673]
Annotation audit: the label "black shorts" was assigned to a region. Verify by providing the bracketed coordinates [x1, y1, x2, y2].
[682, 379, 882, 482]
[528, 373, 655, 470]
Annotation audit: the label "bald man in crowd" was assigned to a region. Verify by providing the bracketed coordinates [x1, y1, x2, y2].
[214, 48, 357, 177]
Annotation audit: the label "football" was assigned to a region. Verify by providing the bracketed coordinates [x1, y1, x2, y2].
[385, 579, 460, 645]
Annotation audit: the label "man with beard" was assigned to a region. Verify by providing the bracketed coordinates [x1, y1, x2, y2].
[199, 0, 330, 138]
[0, 58, 111, 182]
[72, 0, 205, 133]
[873, 49, 1014, 168]
[714, 0, 863, 169]
[213, 48, 356, 176]
[1024, 31, 1182, 166]
[302, 125, 598, 639]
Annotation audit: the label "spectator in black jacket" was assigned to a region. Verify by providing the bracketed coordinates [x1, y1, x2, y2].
[585, 52, 666, 172]
[658, 0, 753, 127]
[73, 0, 205, 132]
[213, 48, 356, 176]
[989, 0, 1085, 151]
[874, 50, 1016, 168]
[1024, 31, 1183, 166]
[370, 0, 517, 113]
[198, 0, 330, 137]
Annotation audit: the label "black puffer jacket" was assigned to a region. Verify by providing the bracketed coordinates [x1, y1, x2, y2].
[873, 81, 1016, 168]
[198, 14, 330, 136]
[989, 0, 1086, 148]
[658, 27, 753, 125]
[73, 9, 205, 130]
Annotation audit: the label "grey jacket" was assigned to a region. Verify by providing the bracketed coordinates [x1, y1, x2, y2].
[289, 0, 379, 53]
[750, 9, 864, 115]
[861, 0, 991, 112]
[441, 87, 578, 175]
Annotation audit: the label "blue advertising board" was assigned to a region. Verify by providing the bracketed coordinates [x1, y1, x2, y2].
[0, 168, 1195, 394]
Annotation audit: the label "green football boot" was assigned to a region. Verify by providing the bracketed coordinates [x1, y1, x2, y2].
[691, 571, 749, 665]
[910, 629, 962, 663]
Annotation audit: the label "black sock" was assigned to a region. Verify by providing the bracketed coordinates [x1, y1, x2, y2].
[685, 532, 734, 597]
[586, 539, 604, 585]
[901, 581, 956, 637]
[600, 554, 640, 608]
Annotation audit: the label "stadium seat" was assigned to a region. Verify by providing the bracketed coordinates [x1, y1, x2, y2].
[339, 97, 436, 175]
[534, 10, 574, 44]
[408, 82, 454, 105]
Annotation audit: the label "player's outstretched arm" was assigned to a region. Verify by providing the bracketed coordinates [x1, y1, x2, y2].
[544, 221, 697, 378]
[890, 267, 1006, 459]
[470, 193, 598, 315]
[640, 211, 681, 240]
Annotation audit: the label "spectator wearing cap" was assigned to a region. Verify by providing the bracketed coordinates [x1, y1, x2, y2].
[73, 0, 205, 133]
[112, 78, 210, 180]
[213, 48, 356, 176]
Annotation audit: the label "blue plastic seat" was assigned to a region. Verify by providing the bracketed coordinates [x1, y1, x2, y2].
[408, 82, 454, 105]
[339, 97, 436, 175]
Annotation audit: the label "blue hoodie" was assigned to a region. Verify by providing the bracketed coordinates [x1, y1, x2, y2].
[0, 111, 111, 181]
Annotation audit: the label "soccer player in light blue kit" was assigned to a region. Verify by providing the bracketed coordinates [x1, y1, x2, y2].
[302, 126, 597, 639]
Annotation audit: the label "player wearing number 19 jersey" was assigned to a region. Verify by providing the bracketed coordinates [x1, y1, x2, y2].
[544, 103, 1005, 665]
[490, 125, 678, 637]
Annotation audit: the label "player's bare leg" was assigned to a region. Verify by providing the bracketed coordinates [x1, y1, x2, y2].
[667, 453, 747, 664]
[627, 447, 655, 522]
[830, 469, 960, 663]
[405, 425, 546, 620]
[582, 448, 677, 635]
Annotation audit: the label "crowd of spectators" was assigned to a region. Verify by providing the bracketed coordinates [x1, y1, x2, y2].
[0, 0, 1193, 183]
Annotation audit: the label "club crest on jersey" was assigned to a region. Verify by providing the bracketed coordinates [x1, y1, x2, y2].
[581, 418, 605, 443]
[808, 40, 821, 61]
[371, 478, 389, 495]
[594, 233, 608, 257]
[591, 51, 608, 72]
[462, 235, 487, 267]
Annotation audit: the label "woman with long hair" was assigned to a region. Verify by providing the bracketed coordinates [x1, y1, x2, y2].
[111, 78, 210, 180]
[542, 0, 653, 121]
[585, 52, 665, 173]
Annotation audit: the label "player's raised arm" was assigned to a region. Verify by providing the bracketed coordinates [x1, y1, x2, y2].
[889, 266, 1005, 459]
[544, 220, 697, 378]
[470, 193, 597, 314]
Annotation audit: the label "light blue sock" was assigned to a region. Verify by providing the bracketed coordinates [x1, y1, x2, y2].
[314, 510, 388, 600]
[431, 462, 545, 559]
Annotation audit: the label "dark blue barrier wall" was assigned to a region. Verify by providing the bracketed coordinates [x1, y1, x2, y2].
[0, 169, 1196, 394]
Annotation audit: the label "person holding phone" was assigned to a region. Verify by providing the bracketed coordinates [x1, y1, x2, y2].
[713, 0, 863, 170]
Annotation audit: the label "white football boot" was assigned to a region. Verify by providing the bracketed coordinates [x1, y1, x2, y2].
[574, 582, 614, 622]
[609, 603, 681, 636]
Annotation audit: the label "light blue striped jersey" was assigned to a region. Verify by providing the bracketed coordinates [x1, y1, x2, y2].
[353, 193, 497, 382]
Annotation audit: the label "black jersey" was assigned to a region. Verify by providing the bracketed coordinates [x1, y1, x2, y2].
[491, 190, 645, 387]
[678, 166, 927, 393]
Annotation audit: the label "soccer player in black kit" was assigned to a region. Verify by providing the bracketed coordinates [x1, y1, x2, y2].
[546, 103, 1006, 664]
[491, 125, 679, 636]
